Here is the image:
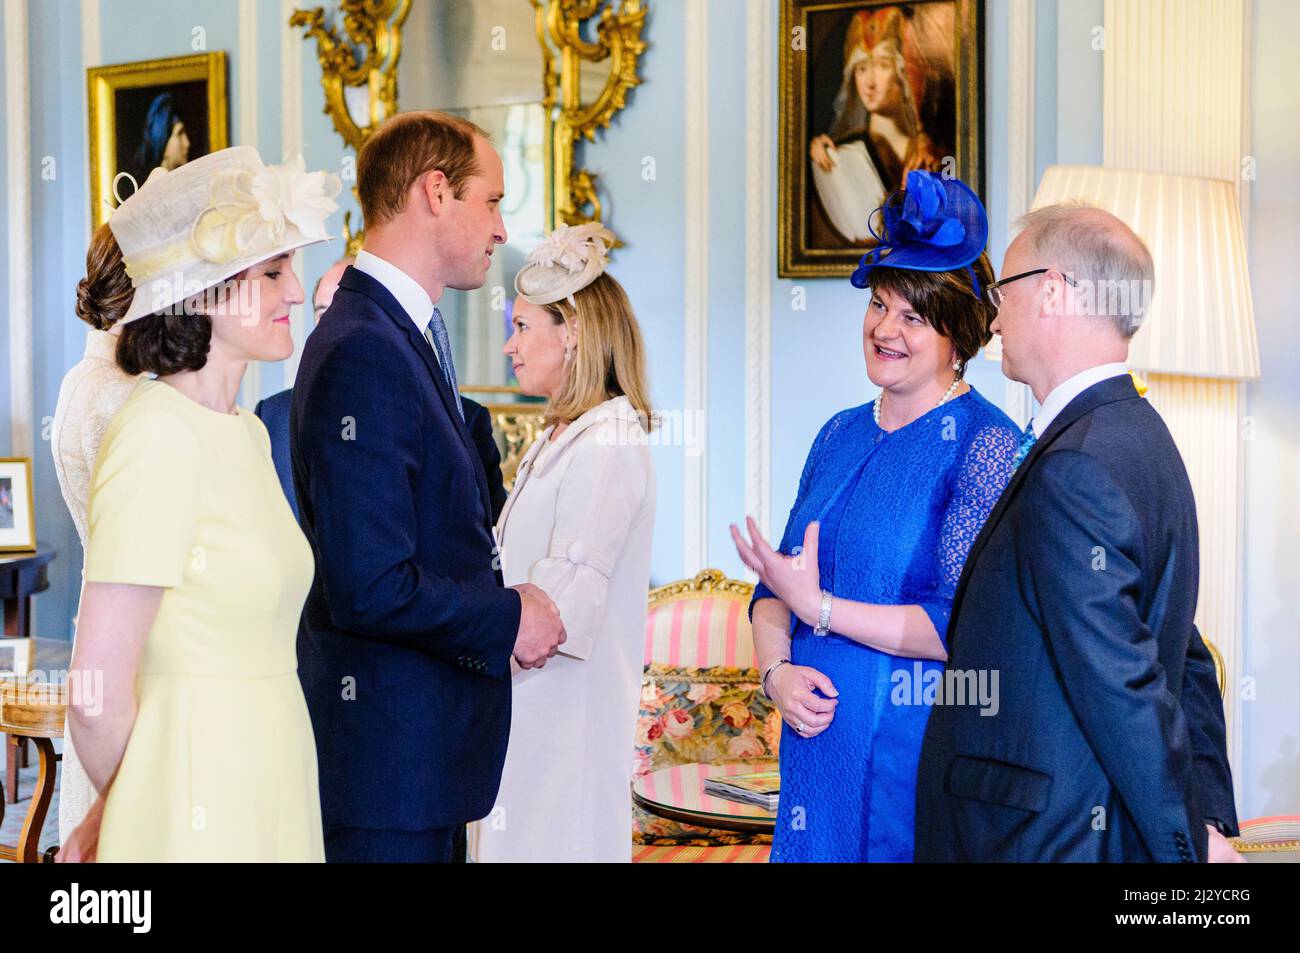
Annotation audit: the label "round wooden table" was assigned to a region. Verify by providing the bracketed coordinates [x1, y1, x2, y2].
[0, 678, 65, 862]
[632, 760, 778, 835]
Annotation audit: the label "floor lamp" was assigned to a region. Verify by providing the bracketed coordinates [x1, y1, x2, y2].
[1032, 164, 1260, 772]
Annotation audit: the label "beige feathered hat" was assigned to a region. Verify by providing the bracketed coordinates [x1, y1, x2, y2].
[514, 222, 617, 307]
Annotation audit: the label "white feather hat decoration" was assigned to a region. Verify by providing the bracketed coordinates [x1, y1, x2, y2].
[514, 222, 617, 306]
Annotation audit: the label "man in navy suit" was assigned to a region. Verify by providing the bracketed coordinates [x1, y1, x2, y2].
[915, 205, 1239, 862]
[256, 255, 507, 524]
[291, 111, 566, 863]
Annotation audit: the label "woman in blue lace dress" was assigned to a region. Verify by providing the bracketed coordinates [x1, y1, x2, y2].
[732, 171, 1022, 862]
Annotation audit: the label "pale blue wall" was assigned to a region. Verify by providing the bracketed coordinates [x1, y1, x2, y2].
[583, 0, 688, 583]
[1241, 0, 1300, 820]
[704, 0, 749, 579]
[1054, 0, 1103, 166]
[0, 0, 1101, 627]
[1, 0, 1294, 816]
[0, 6, 9, 460]
[30, 0, 93, 639]
[4, 0, 355, 640]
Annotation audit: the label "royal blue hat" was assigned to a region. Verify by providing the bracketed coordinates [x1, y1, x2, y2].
[850, 169, 989, 298]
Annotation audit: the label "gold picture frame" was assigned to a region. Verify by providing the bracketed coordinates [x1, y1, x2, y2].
[779, 0, 983, 278]
[87, 52, 229, 229]
[0, 459, 36, 553]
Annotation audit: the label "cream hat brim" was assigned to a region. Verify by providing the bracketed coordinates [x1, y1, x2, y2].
[120, 230, 330, 325]
[109, 146, 340, 325]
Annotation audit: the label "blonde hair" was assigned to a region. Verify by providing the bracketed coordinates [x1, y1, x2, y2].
[540, 272, 654, 432]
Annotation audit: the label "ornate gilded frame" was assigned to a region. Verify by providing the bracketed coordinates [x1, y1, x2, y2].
[532, 0, 647, 232]
[291, 0, 410, 253]
[291, 1, 648, 485]
[778, 0, 984, 278]
[291, 0, 647, 245]
[86, 52, 229, 229]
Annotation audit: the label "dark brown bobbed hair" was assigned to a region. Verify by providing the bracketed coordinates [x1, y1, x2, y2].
[76, 223, 135, 332]
[865, 251, 996, 377]
[116, 310, 213, 377]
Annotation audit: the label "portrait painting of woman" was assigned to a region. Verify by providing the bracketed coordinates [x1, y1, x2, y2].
[780, 0, 982, 277]
[87, 52, 227, 226]
[127, 91, 194, 186]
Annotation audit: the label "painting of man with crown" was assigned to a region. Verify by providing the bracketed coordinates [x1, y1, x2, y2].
[780, 0, 983, 277]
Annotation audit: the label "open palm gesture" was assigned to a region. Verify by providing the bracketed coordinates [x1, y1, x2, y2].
[730, 517, 823, 627]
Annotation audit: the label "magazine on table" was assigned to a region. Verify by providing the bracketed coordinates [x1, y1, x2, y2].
[703, 770, 780, 810]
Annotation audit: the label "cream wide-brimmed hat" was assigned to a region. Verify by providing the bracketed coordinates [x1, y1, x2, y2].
[108, 146, 342, 325]
[514, 222, 616, 307]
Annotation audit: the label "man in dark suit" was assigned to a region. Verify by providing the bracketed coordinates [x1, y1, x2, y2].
[291, 111, 565, 863]
[915, 204, 1239, 863]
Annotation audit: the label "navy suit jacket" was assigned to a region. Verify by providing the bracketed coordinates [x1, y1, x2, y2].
[290, 266, 521, 832]
[257, 388, 505, 525]
[915, 375, 1236, 862]
[254, 389, 297, 520]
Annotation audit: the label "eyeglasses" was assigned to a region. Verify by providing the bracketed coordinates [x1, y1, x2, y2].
[985, 268, 1078, 311]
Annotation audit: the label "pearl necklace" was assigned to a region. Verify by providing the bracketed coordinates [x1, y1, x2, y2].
[874, 374, 962, 429]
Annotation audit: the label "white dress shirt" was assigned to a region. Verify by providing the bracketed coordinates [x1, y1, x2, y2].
[353, 249, 440, 368]
[1032, 362, 1130, 436]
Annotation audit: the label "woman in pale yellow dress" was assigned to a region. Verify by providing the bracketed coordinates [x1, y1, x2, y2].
[65, 147, 340, 862]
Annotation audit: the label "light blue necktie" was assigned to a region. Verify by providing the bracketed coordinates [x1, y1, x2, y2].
[422, 306, 464, 421]
[1011, 419, 1036, 471]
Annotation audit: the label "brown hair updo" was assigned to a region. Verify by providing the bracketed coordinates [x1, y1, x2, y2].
[75, 223, 134, 332]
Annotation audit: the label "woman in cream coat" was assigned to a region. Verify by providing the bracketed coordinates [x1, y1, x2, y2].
[473, 224, 656, 862]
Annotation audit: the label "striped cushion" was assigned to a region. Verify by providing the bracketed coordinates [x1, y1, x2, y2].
[632, 843, 771, 863]
[1232, 815, 1300, 861]
[644, 595, 754, 668]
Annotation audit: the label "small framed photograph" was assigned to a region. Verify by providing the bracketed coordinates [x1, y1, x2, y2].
[0, 638, 32, 678]
[0, 458, 36, 552]
[87, 52, 229, 228]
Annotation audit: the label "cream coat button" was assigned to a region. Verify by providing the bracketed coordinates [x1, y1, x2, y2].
[567, 540, 588, 564]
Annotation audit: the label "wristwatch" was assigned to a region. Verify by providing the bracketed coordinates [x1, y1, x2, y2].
[812, 590, 833, 637]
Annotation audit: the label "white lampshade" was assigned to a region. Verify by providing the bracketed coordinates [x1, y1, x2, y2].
[1030, 165, 1260, 380]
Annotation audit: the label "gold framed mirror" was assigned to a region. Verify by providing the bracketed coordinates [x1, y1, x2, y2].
[291, 0, 646, 485]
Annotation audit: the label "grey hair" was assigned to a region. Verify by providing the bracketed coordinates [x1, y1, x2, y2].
[1015, 202, 1155, 338]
